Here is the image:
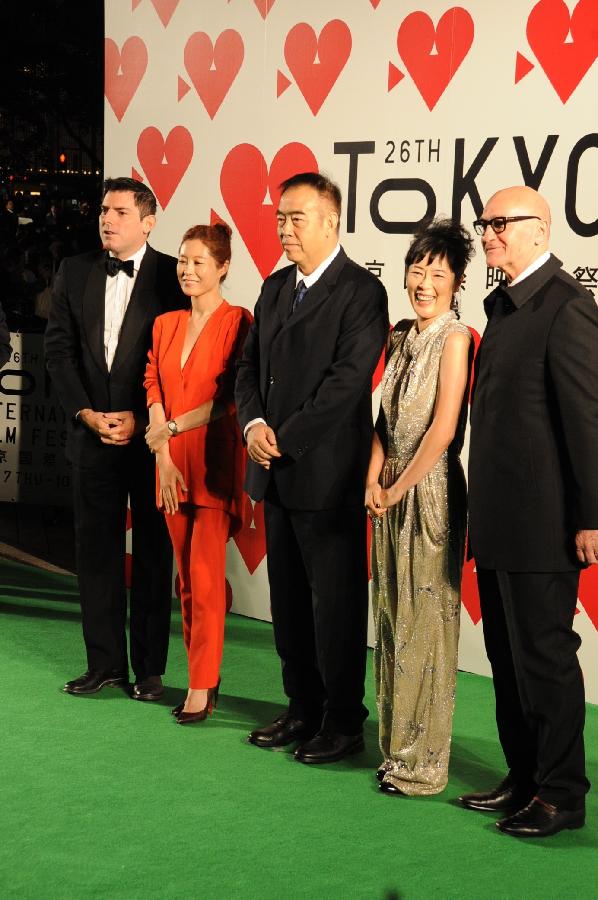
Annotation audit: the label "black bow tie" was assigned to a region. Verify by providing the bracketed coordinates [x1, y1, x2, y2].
[106, 256, 135, 278]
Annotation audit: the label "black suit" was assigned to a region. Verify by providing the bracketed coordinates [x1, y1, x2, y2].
[468, 254, 597, 808]
[236, 248, 388, 734]
[44, 245, 183, 678]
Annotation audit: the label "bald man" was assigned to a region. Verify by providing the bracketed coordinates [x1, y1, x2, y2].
[461, 186, 598, 837]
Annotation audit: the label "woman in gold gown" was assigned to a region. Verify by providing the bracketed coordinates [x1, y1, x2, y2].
[366, 219, 474, 796]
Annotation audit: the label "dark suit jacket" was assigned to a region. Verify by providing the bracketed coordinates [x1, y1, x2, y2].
[44, 245, 181, 464]
[468, 254, 598, 571]
[235, 248, 389, 509]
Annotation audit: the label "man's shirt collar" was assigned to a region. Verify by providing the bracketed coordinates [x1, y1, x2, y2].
[296, 243, 341, 289]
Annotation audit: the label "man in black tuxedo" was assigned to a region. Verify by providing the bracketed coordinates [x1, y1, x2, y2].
[235, 172, 388, 763]
[45, 177, 182, 700]
[462, 186, 598, 837]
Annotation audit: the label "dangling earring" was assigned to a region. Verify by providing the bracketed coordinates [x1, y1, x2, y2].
[450, 290, 461, 319]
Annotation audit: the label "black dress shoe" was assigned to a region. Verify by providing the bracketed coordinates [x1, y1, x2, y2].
[458, 775, 535, 812]
[64, 669, 127, 695]
[132, 675, 164, 702]
[248, 713, 315, 748]
[379, 780, 405, 796]
[496, 797, 585, 838]
[294, 730, 364, 764]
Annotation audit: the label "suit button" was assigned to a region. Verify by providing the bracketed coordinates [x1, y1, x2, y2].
[297, 448, 303, 455]
[269, 375, 275, 384]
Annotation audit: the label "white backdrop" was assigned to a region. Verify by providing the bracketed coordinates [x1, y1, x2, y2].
[104, 0, 598, 701]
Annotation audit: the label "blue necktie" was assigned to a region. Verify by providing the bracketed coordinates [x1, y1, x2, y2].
[292, 279, 307, 313]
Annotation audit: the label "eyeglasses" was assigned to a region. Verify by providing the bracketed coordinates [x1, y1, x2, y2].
[472, 215, 541, 236]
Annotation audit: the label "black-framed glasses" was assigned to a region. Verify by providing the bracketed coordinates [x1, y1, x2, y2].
[473, 215, 541, 235]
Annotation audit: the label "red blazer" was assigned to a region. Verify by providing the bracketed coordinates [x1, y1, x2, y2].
[144, 301, 252, 535]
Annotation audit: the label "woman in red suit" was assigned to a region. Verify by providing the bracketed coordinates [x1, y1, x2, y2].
[144, 222, 251, 724]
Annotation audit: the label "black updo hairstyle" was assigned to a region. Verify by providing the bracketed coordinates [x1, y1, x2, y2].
[404, 217, 475, 284]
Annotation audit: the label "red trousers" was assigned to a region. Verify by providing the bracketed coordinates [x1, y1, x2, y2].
[165, 506, 229, 689]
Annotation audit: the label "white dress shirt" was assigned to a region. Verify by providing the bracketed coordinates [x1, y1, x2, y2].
[508, 250, 550, 287]
[104, 243, 147, 370]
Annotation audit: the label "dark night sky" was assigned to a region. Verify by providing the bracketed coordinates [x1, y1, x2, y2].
[0, 0, 104, 178]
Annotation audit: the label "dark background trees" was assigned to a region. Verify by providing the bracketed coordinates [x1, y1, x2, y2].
[0, 0, 103, 191]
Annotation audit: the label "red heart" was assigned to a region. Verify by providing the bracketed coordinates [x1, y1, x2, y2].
[136, 126, 193, 210]
[527, 0, 598, 104]
[284, 20, 352, 116]
[397, 7, 474, 111]
[220, 142, 318, 279]
[104, 37, 148, 122]
[184, 30, 244, 120]
[132, 0, 179, 27]
[460, 556, 482, 625]
[233, 495, 267, 574]
[579, 566, 598, 630]
[253, 0, 276, 18]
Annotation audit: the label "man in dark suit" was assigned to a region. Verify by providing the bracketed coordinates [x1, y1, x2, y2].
[45, 177, 182, 701]
[235, 172, 388, 763]
[462, 185, 598, 837]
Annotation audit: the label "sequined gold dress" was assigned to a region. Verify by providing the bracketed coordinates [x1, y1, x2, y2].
[372, 311, 470, 795]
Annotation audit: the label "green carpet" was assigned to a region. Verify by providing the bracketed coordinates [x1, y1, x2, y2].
[1, 558, 596, 899]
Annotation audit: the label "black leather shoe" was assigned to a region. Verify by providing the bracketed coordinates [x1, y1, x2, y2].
[64, 669, 127, 695]
[379, 780, 405, 796]
[458, 775, 535, 812]
[248, 713, 315, 748]
[496, 797, 585, 838]
[132, 675, 164, 702]
[294, 730, 364, 764]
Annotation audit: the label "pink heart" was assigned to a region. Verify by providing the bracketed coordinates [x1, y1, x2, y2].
[136, 126, 193, 209]
[184, 30, 244, 119]
[105, 37, 148, 122]
[284, 19, 352, 116]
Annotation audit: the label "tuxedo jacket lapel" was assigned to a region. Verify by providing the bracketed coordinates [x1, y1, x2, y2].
[276, 267, 296, 327]
[82, 253, 109, 376]
[111, 245, 158, 375]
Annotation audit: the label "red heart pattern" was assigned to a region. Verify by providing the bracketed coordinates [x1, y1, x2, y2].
[284, 20, 352, 116]
[136, 126, 193, 209]
[105, 37, 148, 122]
[253, 0, 276, 18]
[397, 7, 474, 111]
[527, 0, 598, 103]
[184, 30, 244, 119]
[220, 142, 318, 279]
[107, 7, 598, 647]
[132, 0, 179, 27]
[579, 567, 598, 630]
[460, 558, 482, 624]
[233, 496, 267, 574]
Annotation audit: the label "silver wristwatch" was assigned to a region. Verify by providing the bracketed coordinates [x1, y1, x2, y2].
[167, 420, 179, 436]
